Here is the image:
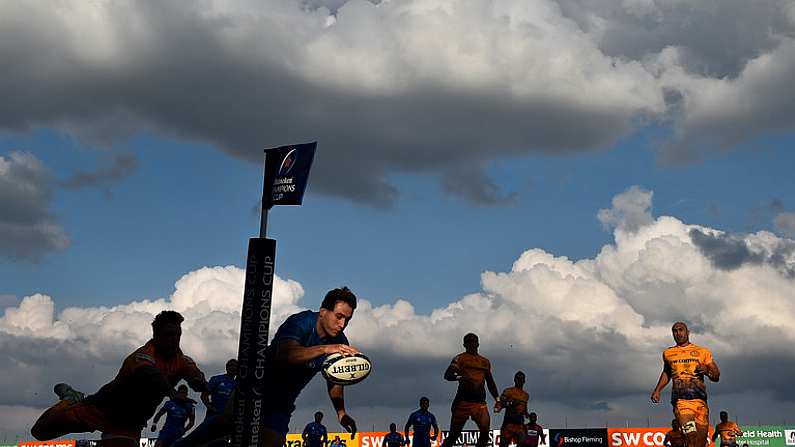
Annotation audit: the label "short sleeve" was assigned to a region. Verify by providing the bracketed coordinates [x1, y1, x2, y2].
[274, 311, 312, 344]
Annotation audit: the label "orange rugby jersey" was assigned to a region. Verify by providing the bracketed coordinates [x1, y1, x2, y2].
[500, 386, 529, 424]
[662, 343, 713, 403]
[715, 422, 742, 443]
[451, 352, 491, 403]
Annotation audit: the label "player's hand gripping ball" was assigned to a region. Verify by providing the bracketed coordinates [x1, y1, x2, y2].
[321, 353, 372, 385]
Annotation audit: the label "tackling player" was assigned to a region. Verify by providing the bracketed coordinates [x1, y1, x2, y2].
[495, 371, 530, 447]
[30, 311, 207, 447]
[441, 333, 499, 447]
[173, 287, 360, 447]
[151, 384, 196, 447]
[664, 420, 685, 447]
[405, 397, 439, 447]
[519, 413, 545, 447]
[712, 411, 743, 447]
[385, 423, 407, 447]
[650, 322, 720, 447]
[303, 411, 329, 447]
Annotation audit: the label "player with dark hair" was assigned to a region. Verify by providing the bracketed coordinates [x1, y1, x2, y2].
[152, 384, 196, 447]
[664, 419, 685, 447]
[712, 411, 743, 447]
[519, 412, 545, 447]
[405, 397, 439, 447]
[173, 287, 360, 447]
[303, 411, 328, 447]
[441, 333, 499, 447]
[384, 423, 406, 447]
[651, 322, 720, 447]
[496, 371, 530, 447]
[31, 310, 208, 447]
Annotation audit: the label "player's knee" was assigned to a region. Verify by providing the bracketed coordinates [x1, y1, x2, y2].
[30, 421, 54, 441]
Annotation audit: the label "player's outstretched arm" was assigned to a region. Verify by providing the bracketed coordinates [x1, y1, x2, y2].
[650, 370, 670, 403]
[327, 381, 357, 438]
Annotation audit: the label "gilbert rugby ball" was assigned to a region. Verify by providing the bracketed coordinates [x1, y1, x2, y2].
[321, 353, 372, 386]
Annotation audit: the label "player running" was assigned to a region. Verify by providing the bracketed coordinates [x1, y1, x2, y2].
[385, 423, 407, 447]
[303, 411, 329, 447]
[30, 311, 207, 447]
[173, 287, 360, 447]
[712, 411, 743, 447]
[201, 358, 237, 420]
[519, 412, 545, 447]
[664, 420, 686, 447]
[495, 371, 530, 447]
[441, 333, 499, 447]
[405, 397, 439, 447]
[151, 384, 196, 447]
[650, 322, 720, 447]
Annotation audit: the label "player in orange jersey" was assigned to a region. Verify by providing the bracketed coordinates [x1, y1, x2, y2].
[664, 419, 686, 447]
[496, 371, 530, 447]
[31, 311, 207, 447]
[651, 322, 720, 447]
[712, 411, 743, 447]
[441, 333, 499, 447]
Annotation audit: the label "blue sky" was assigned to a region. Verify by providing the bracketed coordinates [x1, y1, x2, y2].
[1, 126, 792, 312]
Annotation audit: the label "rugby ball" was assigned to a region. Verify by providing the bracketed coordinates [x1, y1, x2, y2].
[321, 353, 372, 385]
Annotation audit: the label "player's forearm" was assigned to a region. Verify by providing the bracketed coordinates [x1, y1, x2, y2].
[653, 371, 670, 393]
[443, 366, 459, 381]
[280, 344, 327, 365]
[328, 384, 347, 416]
[707, 363, 720, 382]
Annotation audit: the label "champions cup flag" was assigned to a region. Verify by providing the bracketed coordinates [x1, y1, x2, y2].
[263, 142, 317, 209]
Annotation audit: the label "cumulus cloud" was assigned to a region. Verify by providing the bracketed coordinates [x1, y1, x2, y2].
[597, 186, 653, 233]
[2, 0, 793, 203]
[12, 0, 795, 205]
[0, 151, 69, 261]
[2, 187, 795, 436]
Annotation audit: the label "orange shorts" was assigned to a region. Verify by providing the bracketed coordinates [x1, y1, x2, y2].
[33, 400, 140, 441]
[500, 424, 525, 444]
[673, 400, 709, 429]
[451, 402, 490, 428]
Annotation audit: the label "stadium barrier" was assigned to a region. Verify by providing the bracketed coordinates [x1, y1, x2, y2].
[20, 425, 795, 447]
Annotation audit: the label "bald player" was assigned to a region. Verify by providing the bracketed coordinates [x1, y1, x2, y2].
[651, 322, 720, 447]
[441, 333, 499, 447]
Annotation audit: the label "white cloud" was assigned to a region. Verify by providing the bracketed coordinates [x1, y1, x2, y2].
[2, 188, 795, 437]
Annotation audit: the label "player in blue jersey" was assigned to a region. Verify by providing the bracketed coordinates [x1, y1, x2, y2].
[173, 287, 360, 447]
[303, 412, 328, 447]
[151, 385, 196, 447]
[201, 359, 237, 419]
[384, 423, 406, 447]
[405, 397, 439, 447]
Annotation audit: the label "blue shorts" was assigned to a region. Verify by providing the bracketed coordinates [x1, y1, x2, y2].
[413, 437, 432, 447]
[158, 429, 185, 447]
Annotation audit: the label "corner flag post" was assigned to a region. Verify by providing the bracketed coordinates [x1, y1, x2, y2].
[232, 142, 317, 447]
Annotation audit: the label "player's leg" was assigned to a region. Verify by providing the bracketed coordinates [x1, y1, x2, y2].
[31, 400, 95, 440]
[499, 425, 511, 447]
[692, 403, 709, 447]
[441, 405, 468, 447]
[674, 401, 700, 447]
[171, 414, 231, 447]
[471, 404, 490, 447]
